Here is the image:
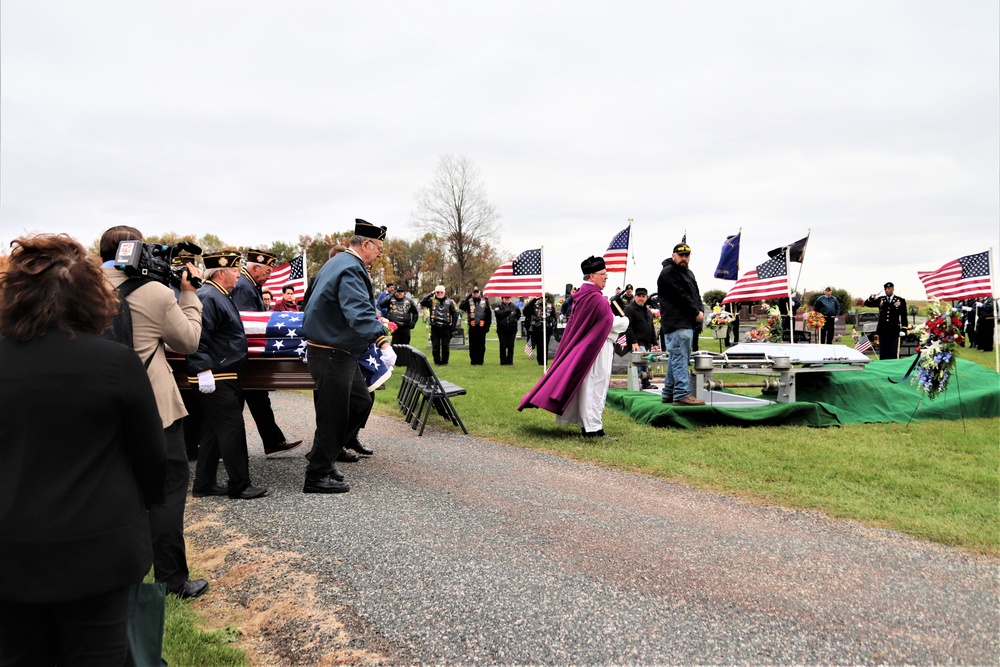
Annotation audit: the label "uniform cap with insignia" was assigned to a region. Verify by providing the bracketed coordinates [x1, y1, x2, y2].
[246, 249, 278, 267]
[203, 250, 242, 270]
[355, 218, 387, 240]
[673, 243, 692, 254]
[884, 281, 894, 289]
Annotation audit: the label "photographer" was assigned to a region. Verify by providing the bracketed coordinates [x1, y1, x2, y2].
[99, 226, 209, 599]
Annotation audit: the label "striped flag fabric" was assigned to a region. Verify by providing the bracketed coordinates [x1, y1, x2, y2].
[603, 226, 630, 273]
[721, 255, 789, 304]
[854, 333, 873, 354]
[263, 254, 306, 301]
[917, 251, 992, 300]
[241, 311, 307, 358]
[483, 249, 543, 298]
[616, 332, 628, 348]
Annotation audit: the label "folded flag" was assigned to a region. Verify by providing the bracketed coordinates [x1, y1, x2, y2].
[357, 343, 392, 392]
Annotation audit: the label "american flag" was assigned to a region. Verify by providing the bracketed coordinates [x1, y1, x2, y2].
[603, 226, 630, 273]
[616, 332, 628, 348]
[721, 255, 789, 304]
[524, 341, 534, 357]
[917, 251, 992, 301]
[483, 249, 543, 298]
[241, 311, 308, 358]
[263, 254, 306, 301]
[854, 333, 873, 354]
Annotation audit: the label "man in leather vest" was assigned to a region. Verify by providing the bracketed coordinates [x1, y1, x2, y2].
[460, 287, 493, 365]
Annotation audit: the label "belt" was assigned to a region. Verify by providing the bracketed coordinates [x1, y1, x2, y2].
[307, 341, 352, 355]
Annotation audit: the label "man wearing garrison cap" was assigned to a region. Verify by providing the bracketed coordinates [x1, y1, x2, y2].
[302, 219, 396, 494]
[518, 255, 630, 440]
[231, 248, 303, 458]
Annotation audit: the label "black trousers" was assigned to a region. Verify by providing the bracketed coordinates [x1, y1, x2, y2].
[430, 328, 451, 365]
[0, 585, 130, 666]
[392, 326, 412, 346]
[181, 390, 203, 461]
[877, 328, 901, 360]
[821, 317, 836, 345]
[531, 328, 550, 365]
[149, 420, 190, 589]
[194, 380, 250, 494]
[498, 329, 516, 365]
[307, 348, 373, 478]
[468, 327, 487, 365]
[244, 390, 286, 449]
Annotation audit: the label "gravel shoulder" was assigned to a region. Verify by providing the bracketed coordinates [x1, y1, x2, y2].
[183, 390, 999, 666]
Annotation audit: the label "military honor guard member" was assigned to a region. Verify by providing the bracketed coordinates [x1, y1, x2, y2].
[864, 281, 909, 360]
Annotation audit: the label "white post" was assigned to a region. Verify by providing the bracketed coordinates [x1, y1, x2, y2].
[540, 246, 548, 374]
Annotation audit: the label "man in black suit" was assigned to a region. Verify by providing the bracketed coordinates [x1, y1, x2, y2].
[864, 281, 909, 360]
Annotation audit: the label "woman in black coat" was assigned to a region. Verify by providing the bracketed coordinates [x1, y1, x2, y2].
[0, 234, 167, 665]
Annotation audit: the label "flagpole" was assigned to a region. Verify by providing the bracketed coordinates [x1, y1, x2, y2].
[621, 218, 633, 288]
[991, 247, 998, 373]
[786, 245, 795, 345]
[792, 229, 810, 294]
[540, 246, 548, 374]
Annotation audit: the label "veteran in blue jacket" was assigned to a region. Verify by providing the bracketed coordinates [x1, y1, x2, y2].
[303, 219, 394, 494]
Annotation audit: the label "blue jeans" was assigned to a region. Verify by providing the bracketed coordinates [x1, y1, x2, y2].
[662, 328, 693, 401]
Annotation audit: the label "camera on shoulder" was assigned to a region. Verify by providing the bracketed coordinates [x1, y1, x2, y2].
[114, 240, 203, 289]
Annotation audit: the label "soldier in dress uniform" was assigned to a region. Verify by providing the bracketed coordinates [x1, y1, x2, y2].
[864, 281, 909, 360]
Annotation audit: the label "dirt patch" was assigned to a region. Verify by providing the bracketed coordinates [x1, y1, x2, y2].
[184, 503, 403, 666]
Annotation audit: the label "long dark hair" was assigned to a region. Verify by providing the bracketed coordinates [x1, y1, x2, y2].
[0, 233, 118, 342]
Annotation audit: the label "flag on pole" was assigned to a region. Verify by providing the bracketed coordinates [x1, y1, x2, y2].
[603, 226, 630, 273]
[917, 251, 992, 300]
[483, 249, 543, 297]
[524, 341, 534, 357]
[263, 254, 306, 301]
[854, 333, 874, 354]
[721, 255, 789, 304]
[768, 236, 808, 263]
[714, 232, 741, 280]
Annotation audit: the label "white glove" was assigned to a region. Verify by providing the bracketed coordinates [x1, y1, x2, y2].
[834, 318, 838, 323]
[197, 370, 216, 394]
[899, 331, 906, 337]
[380, 346, 397, 368]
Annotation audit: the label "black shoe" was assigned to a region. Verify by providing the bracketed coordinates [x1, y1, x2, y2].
[346, 440, 374, 457]
[229, 485, 268, 500]
[168, 579, 209, 600]
[303, 475, 350, 494]
[337, 450, 360, 463]
[581, 429, 618, 441]
[192, 484, 228, 498]
[265, 439, 303, 457]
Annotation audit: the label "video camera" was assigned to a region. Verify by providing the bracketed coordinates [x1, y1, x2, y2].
[114, 240, 204, 289]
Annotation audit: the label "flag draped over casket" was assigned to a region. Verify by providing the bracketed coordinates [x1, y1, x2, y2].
[241, 311, 308, 358]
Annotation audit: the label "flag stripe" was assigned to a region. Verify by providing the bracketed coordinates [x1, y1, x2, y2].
[917, 252, 992, 300]
[483, 249, 543, 297]
[263, 255, 306, 301]
[603, 226, 630, 273]
[854, 334, 873, 354]
[721, 256, 788, 304]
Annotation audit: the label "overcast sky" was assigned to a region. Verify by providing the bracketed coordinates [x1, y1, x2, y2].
[2, 1, 997, 301]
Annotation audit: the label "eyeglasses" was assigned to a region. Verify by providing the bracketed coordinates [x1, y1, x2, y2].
[366, 239, 384, 253]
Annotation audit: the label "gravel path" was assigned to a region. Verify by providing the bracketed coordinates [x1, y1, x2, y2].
[184, 390, 999, 666]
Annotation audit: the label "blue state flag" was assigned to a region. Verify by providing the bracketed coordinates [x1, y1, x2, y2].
[714, 232, 741, 280]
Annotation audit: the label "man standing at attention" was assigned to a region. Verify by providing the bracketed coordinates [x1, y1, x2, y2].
[814, 286, 841, 345]
[494, 295, 521, 366]
[460, 287, 492, 365]
[379, 284, 419, 346]
[657, 242, 705, 406]
[231, 249, 303, 457]
[864, 281, 908, 360]
[519, 256, 629, 440]
[420, 285, 459, 366]
[302, 220, 395, 494]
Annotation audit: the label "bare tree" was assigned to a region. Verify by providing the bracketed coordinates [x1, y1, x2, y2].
[411, 154, 501, 288]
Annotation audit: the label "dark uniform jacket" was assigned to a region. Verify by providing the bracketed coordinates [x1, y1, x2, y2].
[864, 294, 908, 338]
[624, 300, 656, 349]
[460, 295, 493, 332]
[379, 294, 419, 330]
[231, 269, 265, 312]
[494, 301, 521, 334]
[187, 280, 248, 381]
[303, 250, 388, 355]
[524, 298, 556, 332]
[420, 294, 459, 332]
[657, 258, 702, 333]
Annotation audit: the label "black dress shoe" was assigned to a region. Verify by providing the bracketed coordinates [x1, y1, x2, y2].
[346, 440, 374, 456]
[265, 439, 303, 457]
[330, 466, 345, 482]
[168, 579, 209, 600]
[581, 429, 618, 441]
[337, 450, 360, 463]
[303, 475, 350, 494]
[228, 485, 268, 500]
[192, 484, 228, 498]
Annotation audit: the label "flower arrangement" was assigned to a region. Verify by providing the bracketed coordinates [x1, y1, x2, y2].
[805, 311, 826, 330]
[706, 305, 733, 330]
[744, 304, 782, 343]
[912, 298, 964, 400]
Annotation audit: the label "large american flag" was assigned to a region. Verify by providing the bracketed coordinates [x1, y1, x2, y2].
[241, 311, 307, 358]
[483, 249, 543, 298]
[722, 255, 789, 304]
[263, 254, 306, 301]
[917, 251, 992, 300]
[603, 226, 630, 273]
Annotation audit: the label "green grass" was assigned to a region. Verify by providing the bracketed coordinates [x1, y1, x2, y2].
[375, 321, 1000, 554]
[162, 592, 245, 666]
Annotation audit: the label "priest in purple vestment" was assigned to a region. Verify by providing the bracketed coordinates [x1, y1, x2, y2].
[518, 256, 629, 440]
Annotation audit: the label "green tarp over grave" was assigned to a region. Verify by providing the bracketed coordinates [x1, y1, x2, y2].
[607, 358, 1000, 429]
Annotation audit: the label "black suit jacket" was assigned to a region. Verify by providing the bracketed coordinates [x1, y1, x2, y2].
[0, 330, 167, 603]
